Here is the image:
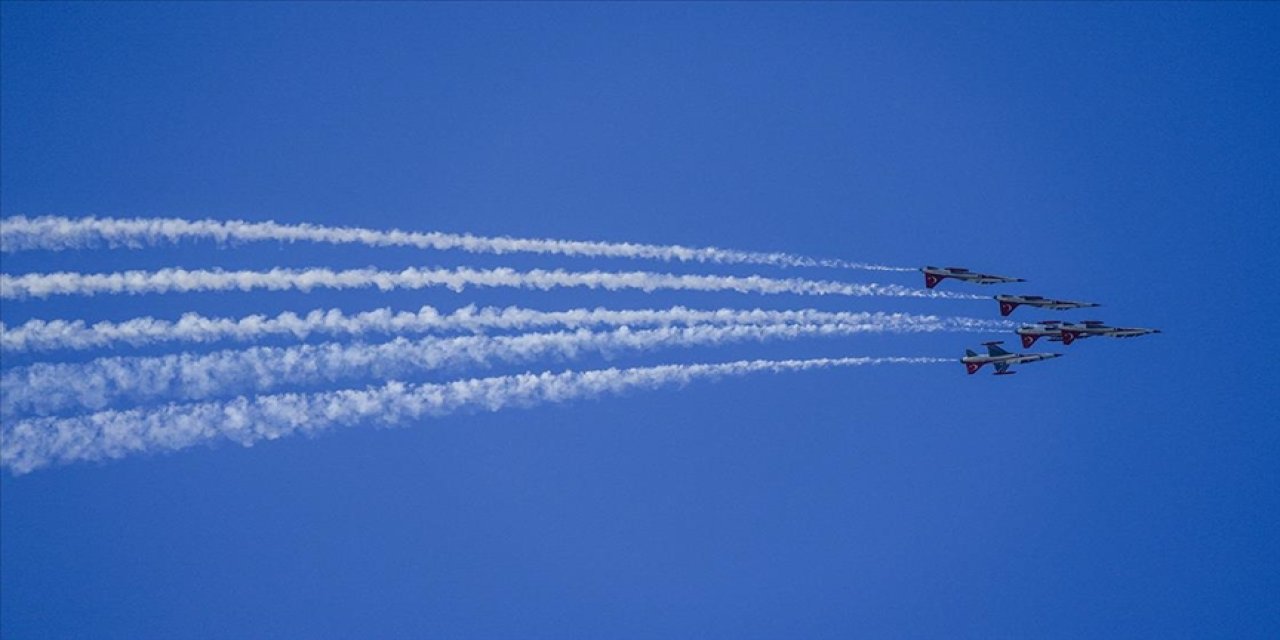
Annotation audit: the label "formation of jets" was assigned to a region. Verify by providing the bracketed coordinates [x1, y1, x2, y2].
[920, 266, 1159, 375]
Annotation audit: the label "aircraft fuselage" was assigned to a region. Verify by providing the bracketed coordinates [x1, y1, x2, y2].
[1059, 322, 1161, 345]
[961, 351, 1062, 375]
[996, 294, 1101, 316]
[1016, 322, 1066, 348]
[921, 266, 1024, 289]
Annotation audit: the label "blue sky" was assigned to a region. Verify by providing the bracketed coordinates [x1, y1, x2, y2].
[2, 2, 1277, 637]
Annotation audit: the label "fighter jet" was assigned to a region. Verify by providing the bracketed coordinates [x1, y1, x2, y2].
[995, 294, 1101, 317]
[1015, 320, 1067, 348]
[962, 341, 1062, 375]
[921, 266, 1025, 289]
[1059, 320, 1161, 345]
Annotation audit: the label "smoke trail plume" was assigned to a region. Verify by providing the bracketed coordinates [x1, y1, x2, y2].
[0, 215, 911, 271]
[0, 266, 981, 300]
[2, 321, 965, 417]
[0, 305, 1011, 353]
[1, 355, 948, 474]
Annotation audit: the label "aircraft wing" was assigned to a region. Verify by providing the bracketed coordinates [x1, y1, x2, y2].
[985, 343, 1012, 357]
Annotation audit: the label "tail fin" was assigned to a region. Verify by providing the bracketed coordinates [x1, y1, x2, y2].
[999, 300, 1019, 316]
[965, 362, 982, 375]
[1061, 330, 1079, 345]
[965, 349, 978, 357]
[1021, 334, 1038, 349]
[924, 273, 944, 289]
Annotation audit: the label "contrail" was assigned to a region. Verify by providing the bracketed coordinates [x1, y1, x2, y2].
[2, 321, 964, 417]
[1, 355, 949, 474]
[0, 215, 912, 271]
[0, 305, 1011, 352]
[0, 266, 982, 300]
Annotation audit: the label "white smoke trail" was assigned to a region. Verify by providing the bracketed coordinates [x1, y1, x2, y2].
[0, 305, 1012, 353]
[2, 321, 963, 417]
[1, 355, 949, 474]
[0, 215, 911, 271]
[0, 266, 981, 300]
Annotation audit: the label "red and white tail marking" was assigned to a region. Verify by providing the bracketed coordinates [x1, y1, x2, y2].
[999, 301, 1019, 316]
[965, 362, 982, 375]
[925, 273, 943, 289]
[1021, 334, 1038, 349]
[1061, 330, 1079, 345]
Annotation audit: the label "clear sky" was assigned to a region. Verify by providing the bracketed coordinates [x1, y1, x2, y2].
[2, 2, 1277, 637]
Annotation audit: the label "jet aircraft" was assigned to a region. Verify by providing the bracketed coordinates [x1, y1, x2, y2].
[962, 341, 1062, 375]
[996, 294, 1101, 317]
[1016, 320, 1067, 348]
[921, 266, 1025, 289]
[1059, 320, 1161, 345]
